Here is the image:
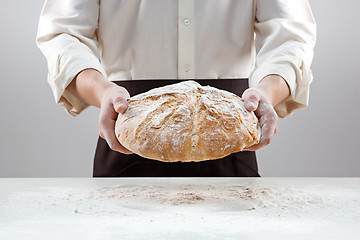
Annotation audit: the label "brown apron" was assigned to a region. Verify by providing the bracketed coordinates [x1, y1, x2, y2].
[93, 79, 260, 177]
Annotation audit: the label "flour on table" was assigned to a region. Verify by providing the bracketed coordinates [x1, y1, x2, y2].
[42, 184, 331, 214]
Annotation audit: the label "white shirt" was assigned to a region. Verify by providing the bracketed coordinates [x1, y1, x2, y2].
[36, 0, 316, 117]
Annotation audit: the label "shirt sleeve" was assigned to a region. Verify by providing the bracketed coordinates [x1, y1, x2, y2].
[250, 0, 316, 118]
[36, 0, 106, 116]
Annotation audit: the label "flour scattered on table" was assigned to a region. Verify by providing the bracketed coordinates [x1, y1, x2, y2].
[11, 183, 333, 218]
[61, 183, 330, 212]
[2, 180, 360, 239]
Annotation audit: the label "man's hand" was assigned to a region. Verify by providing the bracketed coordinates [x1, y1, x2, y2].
[98, 84, 133, 154]
[67, 69, 133, 154]
[242, 88, 278, 151]
[242, 75, 290, 151]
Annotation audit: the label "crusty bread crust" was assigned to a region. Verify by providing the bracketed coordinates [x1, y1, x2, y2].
[115, 81, 260, 162]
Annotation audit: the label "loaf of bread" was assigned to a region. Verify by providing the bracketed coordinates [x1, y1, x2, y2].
[115, 80, 260, 162]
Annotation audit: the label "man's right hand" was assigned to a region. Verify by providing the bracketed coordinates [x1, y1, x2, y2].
[98, 83, 133, 154]
[67, 69, 133, 154]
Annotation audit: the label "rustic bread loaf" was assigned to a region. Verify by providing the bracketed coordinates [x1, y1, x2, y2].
[115, 80, 260, 162]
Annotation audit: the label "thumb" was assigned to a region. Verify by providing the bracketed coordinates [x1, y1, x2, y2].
[242, 89, 260, 112]
[113, 98, 128, 114]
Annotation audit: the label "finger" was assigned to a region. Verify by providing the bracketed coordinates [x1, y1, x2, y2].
[99, 104, 133, 154]
[244, 135, 272, 151]
[242, 89, 260, 112]
[255, 101, 273, 117]
[243, 145, 258, 151]
[102, 119, 133, 154]
[260, 115, 277, 137]
[243, 134, 272, 151]
[99, 129, 105, 139]
[113, 98, 128, 114]
[244, 113, 278, 151]
[112, 87, 130, 113]
[108, 134, 133, 154]
[257, 116, 277, 148]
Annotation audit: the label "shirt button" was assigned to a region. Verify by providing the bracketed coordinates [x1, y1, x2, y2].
[184, 64, 191, 72]
[183, 18, 191, 26]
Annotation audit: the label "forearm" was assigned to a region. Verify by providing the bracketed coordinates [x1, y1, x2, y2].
[66, 68, 114, 108]
[66, 68, 131, 153]
[255, 74, 290, 107]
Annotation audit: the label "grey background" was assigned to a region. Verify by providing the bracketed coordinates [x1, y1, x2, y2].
[0, 1, 359, 177]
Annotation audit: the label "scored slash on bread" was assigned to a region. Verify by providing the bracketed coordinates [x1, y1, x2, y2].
[115, 80, 260, 162]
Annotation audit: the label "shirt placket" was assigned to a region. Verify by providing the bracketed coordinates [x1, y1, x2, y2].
[178, 0, 195, 79]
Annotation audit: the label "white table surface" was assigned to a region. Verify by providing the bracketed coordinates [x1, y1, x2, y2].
[0, 178, 359, 240]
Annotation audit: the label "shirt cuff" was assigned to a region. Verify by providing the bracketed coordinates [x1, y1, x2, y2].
[249, 58, 312, 118]
[48, 47, 106, 116]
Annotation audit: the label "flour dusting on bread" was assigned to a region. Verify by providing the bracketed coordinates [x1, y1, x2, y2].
[115, 80, 259, 162]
